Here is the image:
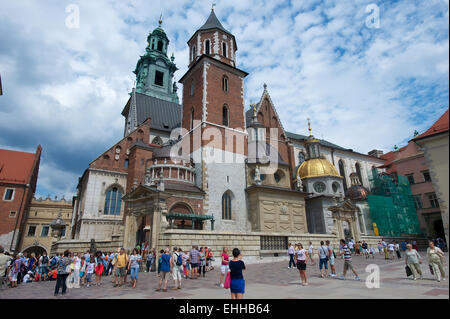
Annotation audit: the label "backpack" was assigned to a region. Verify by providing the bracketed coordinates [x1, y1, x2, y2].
[175, 253, 182, 266]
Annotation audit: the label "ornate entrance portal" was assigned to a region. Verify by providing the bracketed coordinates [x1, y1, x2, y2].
[328, 199, 361, 242]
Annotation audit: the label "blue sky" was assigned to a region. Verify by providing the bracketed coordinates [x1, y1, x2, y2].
[0, 0, 448, 199]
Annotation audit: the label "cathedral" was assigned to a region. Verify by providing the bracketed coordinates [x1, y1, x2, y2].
[61, 10, 388, 259]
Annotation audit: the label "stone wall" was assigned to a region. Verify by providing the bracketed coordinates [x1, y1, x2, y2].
[50, 235, 123, 255]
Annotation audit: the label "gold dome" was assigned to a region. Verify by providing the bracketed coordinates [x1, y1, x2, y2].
[297, 158, 343, 179]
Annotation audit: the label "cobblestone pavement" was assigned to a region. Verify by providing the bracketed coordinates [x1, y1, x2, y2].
[0, 252, 448, 299]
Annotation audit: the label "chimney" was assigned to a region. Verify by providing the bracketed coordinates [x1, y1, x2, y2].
[368, 149, 383, 158]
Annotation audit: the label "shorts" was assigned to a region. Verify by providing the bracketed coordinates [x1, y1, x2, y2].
[191, 263, 198, 269]
[319, 258, 328, 270]
[329, 256, 335, 266]
[11, 272, 18, 282]
[363, 249, 368, 254]
[296, 261, 306, 271]
[39, 266, 48, 275]
[116, 267, 126, 277]
[230, 278, 245, 294]
[172, 266, 182, 281]
[80, 272, 85, 278]
[95, 264, 104, 276]
[220, 265, 229, 274]
[343, 260, 354, 272]
[160, 271, 169, 280]
[86, 273, 93, 282]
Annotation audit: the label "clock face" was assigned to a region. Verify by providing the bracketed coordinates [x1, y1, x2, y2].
[313, 182, 326, 193]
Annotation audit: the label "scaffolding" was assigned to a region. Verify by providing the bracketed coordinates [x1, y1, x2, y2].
[367, 168, 421, 237]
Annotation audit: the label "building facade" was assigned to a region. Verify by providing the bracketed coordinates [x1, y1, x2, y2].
[55, 10, 428, 259]
[413, 109, 449, 246]
[0, 146, 41, 253]
[20, 196, 72, 255]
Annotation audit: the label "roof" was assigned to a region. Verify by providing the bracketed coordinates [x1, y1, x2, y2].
[122, 92, 181, 132]
[164, 181, 205, 194]
[0, 148, 39, 185]
[285, 131, 348, 151]
[413, 109, 449, 141]
[198, 10, 230, 34]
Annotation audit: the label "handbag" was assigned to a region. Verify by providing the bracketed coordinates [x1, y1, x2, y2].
[405, 265, 412, 277]
[224, 271, 231, 289]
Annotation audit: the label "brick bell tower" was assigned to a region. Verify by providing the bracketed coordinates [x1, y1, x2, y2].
[179, 8, 249, 232]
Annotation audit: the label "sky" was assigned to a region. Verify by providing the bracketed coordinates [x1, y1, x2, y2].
[0, 0, 448, 200]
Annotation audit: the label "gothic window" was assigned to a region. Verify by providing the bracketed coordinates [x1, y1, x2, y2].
[157, 40, 163, 52]
[298, 151, 305, 165]
[124, 159, 129, 168]
[222, 76, 228, 92]
[205, 40, 211, 55]
[222, 105, 229, 127]
[339, 160, 348, 193]
[151, 136, 163, 145]
[222, 192, 232, 220]
[104, 187, 122, 215]
[355, 163, 363, 186]
[222, 42, 227, 58]
[154, 71, 164, 86]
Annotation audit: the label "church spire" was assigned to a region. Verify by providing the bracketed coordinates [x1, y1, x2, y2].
[133, 19, 179, 103]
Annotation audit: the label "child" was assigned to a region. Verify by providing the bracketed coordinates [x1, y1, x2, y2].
[79, 256, 86, 285]
[370, 246, 376, 259]
[85, 259, 95, 288]
[23, 271, 33, 283]
[49, 269, 57, 281]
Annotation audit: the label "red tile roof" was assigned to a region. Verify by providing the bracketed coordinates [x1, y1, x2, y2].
[0, 148, 39, 184]
[413, 109, 449, 141]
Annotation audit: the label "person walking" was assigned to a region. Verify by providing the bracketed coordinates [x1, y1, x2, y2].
[189, 245, 200, 280]
[388, 242, 395, 260]
[288, 243, 296, 269]
[219, 247, 229, 287]
[171, 247, 183, 290]
[72, 252, 81, 288]
[145, 249, 154, 273]
[318, 241, 329, 278]
[394, 241, 401, 259]
[38, 251, 50, 281]
[326, 240, 337, 277]
[54, 250, 71, 296]
[199, 247, 206, 277]
[114, 248, 128, 287]
[405, 244, 422, 280]
[427, 240, 446, 282]
[229, 248, 245, 299]
[156, 248, 171, 292]
[308, 242, 316, 266]
[0, 246, 9, 288]
[95, 251, 104, 286]
[337, 239, 360, 281]
[206, 247, 214, 271]
[295, 243, 309, 286]
[362, 241, 369, 259]
[128, 248, 142, 288]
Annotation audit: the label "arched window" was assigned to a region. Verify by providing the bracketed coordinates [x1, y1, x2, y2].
[190, 81, 194, 96]
[157, 40, 163, 52]
[151, 136, 163, 145]
[222, 192, 232, 220]
[190, 108, 194, 130]
[104, 187, 122, 215]
[339, 160, 348, 193]
[205, 40, 210, 55]
[298, 152, 305, 165]
[222, 76, 228, 92]
[222, 42, 227, 58]
[355, 163, 363, 186]
[222, 105, 229, 127]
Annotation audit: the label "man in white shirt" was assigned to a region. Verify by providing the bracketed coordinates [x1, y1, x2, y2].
[73, 253, 81, 288]
[388, 243, 395, 259]
[288, 243, 296, 269]
[348, 240, 354, 254]
[308, 242, 316, 265]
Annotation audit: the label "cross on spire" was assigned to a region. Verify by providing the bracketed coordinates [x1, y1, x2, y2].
[307, 118, 312, 136]
[159, 14, 163, 26]
[212, 3, 216, 11]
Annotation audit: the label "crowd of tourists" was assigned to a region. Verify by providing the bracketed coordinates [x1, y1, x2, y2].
[0, 244, 246, 299]
[287, 238, 447, 285]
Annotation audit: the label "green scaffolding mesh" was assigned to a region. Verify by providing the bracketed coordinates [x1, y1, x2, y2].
[367, 168, 421, 237]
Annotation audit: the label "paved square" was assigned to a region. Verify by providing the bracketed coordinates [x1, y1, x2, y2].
[0, 252, 448, 299]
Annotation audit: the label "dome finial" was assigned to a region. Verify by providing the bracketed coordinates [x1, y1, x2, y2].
[251, 103, 257, 118]
[307, 117, 312, 136]
[158, 13, 163, 27]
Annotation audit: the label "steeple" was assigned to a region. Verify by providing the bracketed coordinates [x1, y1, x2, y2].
[133, 18, 179, 103]
[305, 118, 321, 159]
